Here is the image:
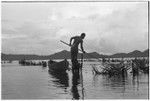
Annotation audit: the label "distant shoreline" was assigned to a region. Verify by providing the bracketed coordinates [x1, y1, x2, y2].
[1, 49, 149, 61]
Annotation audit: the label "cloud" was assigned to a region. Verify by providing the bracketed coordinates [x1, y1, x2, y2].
[2, 2, 148, 55]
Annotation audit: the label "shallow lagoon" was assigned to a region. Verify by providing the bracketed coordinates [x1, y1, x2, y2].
[2, 61, 149, 99]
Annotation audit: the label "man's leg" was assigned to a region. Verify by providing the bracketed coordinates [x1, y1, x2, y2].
[71, 49, 79, 70]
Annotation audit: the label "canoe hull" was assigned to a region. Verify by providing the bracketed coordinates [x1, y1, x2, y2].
[48, 59, 69, 72]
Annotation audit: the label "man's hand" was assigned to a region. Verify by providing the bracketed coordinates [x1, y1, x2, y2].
[83, 51, 86, 54]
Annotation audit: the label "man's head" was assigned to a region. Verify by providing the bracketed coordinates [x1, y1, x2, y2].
[80, 33, 86, 39]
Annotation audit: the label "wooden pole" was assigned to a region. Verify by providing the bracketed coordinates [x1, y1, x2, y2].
[80, 53, 84, 99]
[60, 40, 101, 62]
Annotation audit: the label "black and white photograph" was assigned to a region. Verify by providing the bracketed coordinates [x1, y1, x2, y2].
[1, 0, 149, 99]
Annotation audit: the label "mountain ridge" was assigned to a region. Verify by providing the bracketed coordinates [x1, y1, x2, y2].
[1, 49, 149, 60]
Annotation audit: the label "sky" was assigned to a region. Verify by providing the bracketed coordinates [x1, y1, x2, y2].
[1, 2, 148, 55]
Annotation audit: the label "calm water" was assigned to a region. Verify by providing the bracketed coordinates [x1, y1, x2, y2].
[2, 61, 149, 99]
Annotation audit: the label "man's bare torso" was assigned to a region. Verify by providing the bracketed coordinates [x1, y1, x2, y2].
[72, 36, 83, 48]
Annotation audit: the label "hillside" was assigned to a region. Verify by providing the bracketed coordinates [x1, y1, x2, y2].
[1, 49, 149, 60]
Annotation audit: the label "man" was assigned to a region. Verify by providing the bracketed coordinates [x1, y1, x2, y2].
[69, 33, 86, 69]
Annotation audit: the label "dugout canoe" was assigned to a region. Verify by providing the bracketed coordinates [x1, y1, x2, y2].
[48, 59, 69, 72]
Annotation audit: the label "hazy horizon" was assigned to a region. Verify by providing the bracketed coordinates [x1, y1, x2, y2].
[2, 2, 148, 55]
[1, 48, 148, 56]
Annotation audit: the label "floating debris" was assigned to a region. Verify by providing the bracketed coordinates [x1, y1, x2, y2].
[92, 58, 149, 76]
[92, 62, 129, 76]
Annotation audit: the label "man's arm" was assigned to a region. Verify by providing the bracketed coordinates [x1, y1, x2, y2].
[69, 37, 74, 46]
[80, 41, 85, 53]
[69, 36, 75, 46]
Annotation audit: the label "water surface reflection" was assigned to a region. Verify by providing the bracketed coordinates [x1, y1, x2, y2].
[71, 70, 80, 100]
[2, 62, 149, 99]
[48, 71, 69, 88]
